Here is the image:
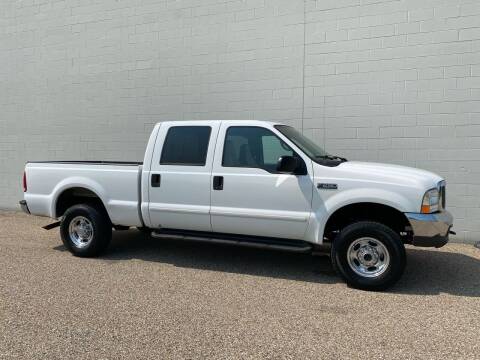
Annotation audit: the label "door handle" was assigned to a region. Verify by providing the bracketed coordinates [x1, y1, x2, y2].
[213, 176, 224, 190]
[151, 174, 161, 187]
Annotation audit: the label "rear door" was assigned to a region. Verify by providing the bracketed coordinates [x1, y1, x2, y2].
[148, 121, 220, 232]
[210, 122, 314, 239]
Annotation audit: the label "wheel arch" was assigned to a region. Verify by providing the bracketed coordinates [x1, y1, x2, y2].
[322, 202, 411, 243]
[53, 184, 109, 220]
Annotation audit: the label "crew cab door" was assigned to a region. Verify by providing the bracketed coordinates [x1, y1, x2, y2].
[210, 122, 314, 239]
[148, 121, 220, 232]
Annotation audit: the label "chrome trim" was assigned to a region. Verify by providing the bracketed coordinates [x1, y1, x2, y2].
[405, 210, 453, 247]
[68, 216, 94, 249]
[406, 210, 452, 238]
[438, 180, 446, 210]
[347, 237, 390, 278]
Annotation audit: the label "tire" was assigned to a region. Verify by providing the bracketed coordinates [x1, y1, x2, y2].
[331, 221, 406, 291]
[60, 204, 112, 257]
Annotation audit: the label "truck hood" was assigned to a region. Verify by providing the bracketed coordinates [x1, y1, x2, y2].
[334, 161, 443, 190]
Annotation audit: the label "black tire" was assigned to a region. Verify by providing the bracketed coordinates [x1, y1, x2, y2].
[331, 221, 406, 291]
[60, 204, 112, 257]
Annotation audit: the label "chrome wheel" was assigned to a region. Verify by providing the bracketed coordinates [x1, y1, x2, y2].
[68, 216, 94, 249]
[347, 237, 390, 278]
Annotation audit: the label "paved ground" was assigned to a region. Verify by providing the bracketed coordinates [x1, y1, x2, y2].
[1, 211, 479, 359]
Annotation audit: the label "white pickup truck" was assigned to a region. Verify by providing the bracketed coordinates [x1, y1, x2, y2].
[20, 120, 453, 290]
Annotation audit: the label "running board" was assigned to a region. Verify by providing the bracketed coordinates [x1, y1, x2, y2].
[43, 221, 61, 230]
[151, 230, 313, 253]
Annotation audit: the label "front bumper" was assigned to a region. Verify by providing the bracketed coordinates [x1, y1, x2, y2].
[405, 210, 453, 248]
[19, 200, 30, 214]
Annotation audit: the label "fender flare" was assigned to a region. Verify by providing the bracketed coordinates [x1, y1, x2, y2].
[50, 177, 109, 218]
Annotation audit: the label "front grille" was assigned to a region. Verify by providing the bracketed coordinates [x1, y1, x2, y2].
[439, 182, 446, 210]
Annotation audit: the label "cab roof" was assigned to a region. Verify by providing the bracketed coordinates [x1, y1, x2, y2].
[157, 120, 284, 127]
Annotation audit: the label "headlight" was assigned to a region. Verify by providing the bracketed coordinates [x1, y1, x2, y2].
[421, 188, 440, 213]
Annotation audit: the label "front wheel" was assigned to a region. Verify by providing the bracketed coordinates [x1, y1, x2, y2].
[331, 221, 406, 291]
[60, 204, 112, 257]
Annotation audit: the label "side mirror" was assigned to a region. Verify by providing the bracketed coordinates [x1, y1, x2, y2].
[276, 155, 299, 174]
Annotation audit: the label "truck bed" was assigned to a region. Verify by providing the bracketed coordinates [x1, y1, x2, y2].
[27, 161, 143, 165]
[24, 161, 144, 227]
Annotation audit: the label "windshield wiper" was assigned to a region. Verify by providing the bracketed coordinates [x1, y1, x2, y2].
[316, 155, 348, 162]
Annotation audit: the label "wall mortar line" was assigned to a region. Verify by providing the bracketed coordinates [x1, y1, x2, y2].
[301, 0, 307, 133]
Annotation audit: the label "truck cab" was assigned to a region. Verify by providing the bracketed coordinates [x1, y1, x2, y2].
[21, 120, 454, 291]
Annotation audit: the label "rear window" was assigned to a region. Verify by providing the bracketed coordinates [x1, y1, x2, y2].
[160, 126, 212, 166]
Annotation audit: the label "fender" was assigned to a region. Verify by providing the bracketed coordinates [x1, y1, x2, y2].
[307, 188, 413, 244]
[50, 177, 109, 218]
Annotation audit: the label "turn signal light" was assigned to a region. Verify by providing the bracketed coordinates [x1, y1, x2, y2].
[421, 205, 431, 214]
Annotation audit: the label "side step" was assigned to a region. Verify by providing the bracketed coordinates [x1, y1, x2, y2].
[151, 230, 313, 253]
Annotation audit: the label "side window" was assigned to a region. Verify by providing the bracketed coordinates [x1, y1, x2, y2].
[222, 126, 294, 172]
[160, 126, 212, 166]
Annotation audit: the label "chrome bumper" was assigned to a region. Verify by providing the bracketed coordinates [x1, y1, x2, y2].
[405, 210, 453, 248]
[19, 200, 30, 214]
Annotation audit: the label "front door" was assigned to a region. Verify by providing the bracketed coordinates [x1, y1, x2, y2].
[148, 121, 220, 232]
[210, 123, 314, 240]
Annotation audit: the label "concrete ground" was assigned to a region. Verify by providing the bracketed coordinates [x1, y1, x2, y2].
[1, 211, 479, 359]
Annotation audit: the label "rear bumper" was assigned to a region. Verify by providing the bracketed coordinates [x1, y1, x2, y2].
[19, 200, 30, 214]
[405, 210, 453, 248]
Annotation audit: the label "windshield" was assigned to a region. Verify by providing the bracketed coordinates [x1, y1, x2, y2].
[275, 125, 329, 159]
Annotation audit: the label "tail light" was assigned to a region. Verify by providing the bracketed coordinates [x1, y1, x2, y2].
[23, 171, 27, 192]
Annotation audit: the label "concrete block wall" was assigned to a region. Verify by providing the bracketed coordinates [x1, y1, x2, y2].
[303, 0, 480, 243]
[1, 0, 479, 242]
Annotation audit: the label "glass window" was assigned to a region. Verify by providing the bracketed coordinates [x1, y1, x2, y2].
[222, 126, 294, 172]
[275, 125, 328, 159]
[160, 126, 211, 166]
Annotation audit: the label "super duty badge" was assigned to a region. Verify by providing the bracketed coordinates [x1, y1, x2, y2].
[317, 183, 338, 190]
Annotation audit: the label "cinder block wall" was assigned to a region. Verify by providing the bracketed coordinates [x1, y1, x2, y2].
[1, 0, 479, 242]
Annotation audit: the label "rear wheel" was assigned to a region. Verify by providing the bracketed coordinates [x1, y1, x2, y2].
[331, 221, 406, 291]
[60, 204, 112, 257]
